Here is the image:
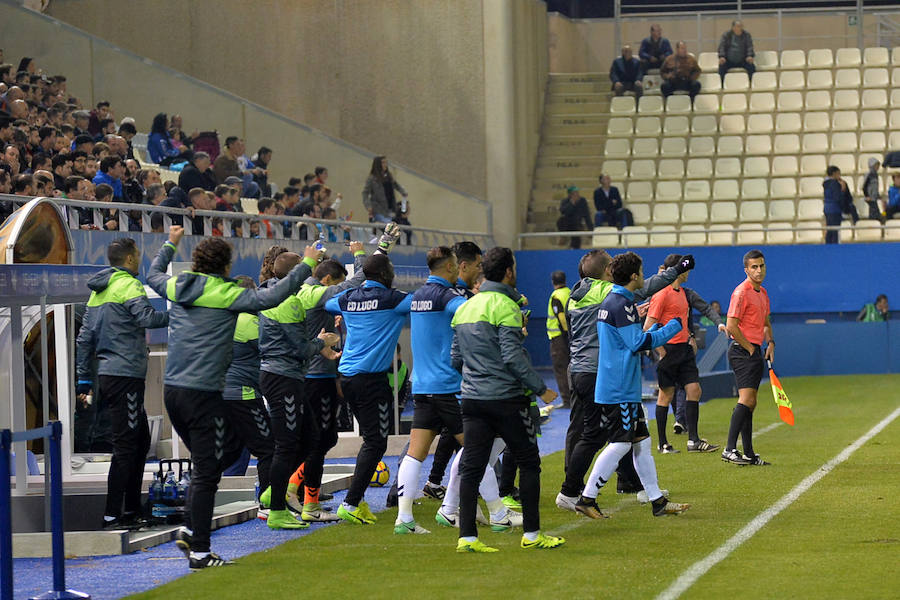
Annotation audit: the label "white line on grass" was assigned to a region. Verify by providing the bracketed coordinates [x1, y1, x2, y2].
[655, 405, 900, 600]
[754, 421, 783, 437]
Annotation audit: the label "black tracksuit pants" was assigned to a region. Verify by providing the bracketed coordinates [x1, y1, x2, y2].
[303, 377, 341, 495]
[223, 398, 275, 496]
[259, 371, 317, 512]
[164, 385, 242, 553]
[459, 398, 541, 538]
[428, 429, 461, 485]
[341, 372, 392, 507]
[99, 375, 150, 518]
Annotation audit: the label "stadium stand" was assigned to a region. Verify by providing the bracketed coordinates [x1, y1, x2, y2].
[535, 47, 900, 246]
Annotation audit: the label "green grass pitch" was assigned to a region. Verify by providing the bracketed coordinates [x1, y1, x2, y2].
[133, 374, 900, 600]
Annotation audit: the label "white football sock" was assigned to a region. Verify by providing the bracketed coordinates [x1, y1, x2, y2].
[583, 442, 630, 499]
[632, 437, 663, 502]
[460, 536, 477, 543]
[189, 551, 210, 560]
[440, 450, 462, 513]
[523, 531, 539, 542]
[488, 437, 506, 466]
[486, 497, 507, 521]
[396, 455, 422, 523]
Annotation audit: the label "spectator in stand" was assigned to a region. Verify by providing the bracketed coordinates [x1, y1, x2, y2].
[84, 157, 99, 180]
[718, 20, 755, 83]
[215, 183, 244, 236]
[95, 118, 117, 142]
[17, 58, 36, 75]
[699, 300, 724, 327]
[117, 121, 138, 161]
[362, 155, 407, 223]
[257, 197, 278, 238]
[184, 187, 212, 235]
[639, 24, 673, 72]
[557, 185, 592, 249]
[593, 174, 632, 229]
[0, 170, 10, 195]
[660, 41, 702, 101]
[93, 155, 125, 200]
[70, 151, 87, 177]
[253, 146, 272, 196]
[31, 153, 51, 175]
[168, 114, 195, 150]
[145, 183, 165, 206]
[73, 134, 93, 155]
[2, 143, 20, 176]
[887, 173, 900, 220]
[33, 170, 56, 197]
[857, 294, 889, 322]
[861, 158, 884, 222]
[92, 142, 111, 160]
[13, 173, 34, 196]
[610, 45, 643, 99]
[823, 165, 847, 244]
[106, 135, 129, 160]
[51, 153, 72, 189]
[178, 151, 217, 192]
[36, 126, 57, 157]
[148, 113, 190, 166]
[63, 175, 92, 227]
[314, 166, 328, 186]
[88, 101, 112, 137]
[8, 99, 27, 121]
[72, 111, 90, 136]
[213, 137, 261, 198]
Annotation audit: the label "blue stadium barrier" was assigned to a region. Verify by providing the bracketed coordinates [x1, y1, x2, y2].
[0, 422, 90, 600]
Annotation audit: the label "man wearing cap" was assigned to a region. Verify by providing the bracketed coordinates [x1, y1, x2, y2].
[557, 185, 592, 249]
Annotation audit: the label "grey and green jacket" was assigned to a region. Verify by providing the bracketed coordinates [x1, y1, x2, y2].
[76, 267, 168, 381]
[223, 313, 261, 400]
[257, 277, 325, 380]
[450, 281, 546, 401]
[567, 267, 679, 374]
[299, 251, 367, 378]
[146, 241, 315, 391]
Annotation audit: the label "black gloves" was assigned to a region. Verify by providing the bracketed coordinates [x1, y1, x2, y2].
[675, 254, 695, 274]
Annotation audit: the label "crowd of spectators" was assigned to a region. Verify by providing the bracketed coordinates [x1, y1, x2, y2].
[0, 50, 414, 242]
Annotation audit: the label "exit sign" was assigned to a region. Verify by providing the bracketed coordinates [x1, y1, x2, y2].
[848, 15, 858, 26]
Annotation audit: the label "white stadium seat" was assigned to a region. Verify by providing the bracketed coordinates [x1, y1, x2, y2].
[894, 47, 900, 66]
[858, 153, 882, 173]
[770, 155, 798, 177]
[657, 159, 684, 179]
[663, 116, 690, 136]
[796, 224, 825, 244]
[710, 201, 738, 223]
[632, 137, 659, 157]
[610, 96, 636, 114]
[767, 222, 795, 244]
[797, 199, 823, 219]
[629, 202, 651, 224]
[806, 70, 833, 90]
[777, 92, 804, 112]
[770, 178, 797, 198]
[833, 89, 859, 110]
[602, 160, 628, 180]
[745, 135, 772, 155]
[717, 136, 743, 156]
[781, 49, 806, 69]
[743, 156, 770, 178]
[693, 95, 719, 114]
[698, 73, 721, 93]
[681, 202, 709, 224]
[748, 92, 776, 113]
[769, 200, 797, 221]
[678, 226, 707, 246]
[859, 131, 886, 153]
[890, 109, 900, 130]
[660, 137, 687, 156]
[799, 177, 823, 198]
[691, 115, 718, 135]
[773, 134, 800, 154]
[629, 159, 656, 179]
[892, 68, 900, 89]
[688, 136, 715, 157]
[864, 47, 889, 67]
[607, 117, 634, 136]
[712, 180, 739, 202]
[683, 180, 711, 201]
[721, 93, 747, 114]
[751, 71, 777, 91]
[803, 111, 831, 132]
[626, 181, 654, 202]
[592, 227, 621, 248]
[862, 88, 888, 109]
[715, 157, 742, 178]
[747, 113, 774, 133]
[775, 112, 802, 133]
[830, 132, 857, 153]
[638, 95, 664, 114]
[737, 223, 766, 245]
[724, 72, 750, 92]
[836, 47, 862, 67]
[686, 158, 712, 178]
[830, 153, 856, 175]
[707, 224, 735, 245]
[621, 226, 648, 247]
[740, 201, 766, 221]
[698, 52, 719, 71]
[719, 114, 745, 134]
[665, 95, 692, 114]
[800, 154, 827, 176]
[655, 181, 683, 202]
[855, 220, 883, 242]
[756, 50, 779, 70]
[806, 90, 832, 111]
[802, 134, 829, 154]
[604, 138, 631, 158]
[778, 70, 805, 90]
[859, 110, 886, 130]
[834, 68, 861, 88]
[884, 221, 900, 241]
[830, 110, 858, 131]
[741, 179, 769, 201]
[648, 225, 678, 247]
[808, 48, 834, 69]
[863, 67, 889, 87]
[635, 116, 661, 136]
[652, 203, 680, 223]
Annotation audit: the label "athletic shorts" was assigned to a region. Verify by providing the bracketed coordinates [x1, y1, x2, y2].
[657, 343, 700, 388]
[728, 342, 764, 390]
[411, 393, 463, 436]
[601, 402, 650, 444]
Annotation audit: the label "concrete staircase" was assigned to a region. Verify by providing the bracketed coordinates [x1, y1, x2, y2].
[526, 73, 612, 249]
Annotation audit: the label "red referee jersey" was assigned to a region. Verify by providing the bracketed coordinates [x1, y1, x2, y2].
[648, 285, 690, 344]
[727, 278, 769, 345]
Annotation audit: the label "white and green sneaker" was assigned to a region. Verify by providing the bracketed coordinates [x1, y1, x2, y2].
[393, 520, 431, 535]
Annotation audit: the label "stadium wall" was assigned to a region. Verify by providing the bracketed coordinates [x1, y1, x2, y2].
[40, 0, 549, 246]
[548, 10, 900, 73]
[516, 245, 900, 377]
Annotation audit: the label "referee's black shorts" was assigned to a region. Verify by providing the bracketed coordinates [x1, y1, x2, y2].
[728, 342, 764, 390]
[411, 393, 463, 435]
[656, 342, 700, 389]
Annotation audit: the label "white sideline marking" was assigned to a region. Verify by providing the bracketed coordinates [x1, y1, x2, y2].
[656, 405, 900, 600]
[754, 421, 783, 437]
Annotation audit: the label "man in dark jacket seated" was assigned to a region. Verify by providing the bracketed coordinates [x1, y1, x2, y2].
[593, 175, 632, 229]
[639, 24, 673, 72]
[610, 45, 643, 99]
[178, 151, 217, 192]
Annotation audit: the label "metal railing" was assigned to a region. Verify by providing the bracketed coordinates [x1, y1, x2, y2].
[0, 195, 494, 250]
[517, 221, 895, 248]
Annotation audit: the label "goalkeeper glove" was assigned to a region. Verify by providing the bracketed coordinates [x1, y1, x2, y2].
[375, 222, 401, 255]
[674, 254, 695, 274]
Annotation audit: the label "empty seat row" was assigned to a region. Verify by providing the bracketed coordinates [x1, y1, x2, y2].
[592, 223, 828, 247]
[619, 177, 866, 202]
[605, 130, 886, 156]
[695, 47, 893, 71]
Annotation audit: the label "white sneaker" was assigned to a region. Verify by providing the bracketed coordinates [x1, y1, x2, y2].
[256, 507, 269, 521]
[636, 489, 669, 504]
[285, 490, 304, 514]
[435, 506, 459, 528]
[555, 492, 578, 512]
[489, 509, 523, 532]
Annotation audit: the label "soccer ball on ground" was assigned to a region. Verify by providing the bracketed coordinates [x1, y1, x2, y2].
[369, 461, 390, 487]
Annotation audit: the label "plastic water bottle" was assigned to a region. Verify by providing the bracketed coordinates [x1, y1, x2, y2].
[255, 478, 260, 503]
[163, 470, 177, 504]
[176, 471, 189, 505]
[149, 473, 163, 504]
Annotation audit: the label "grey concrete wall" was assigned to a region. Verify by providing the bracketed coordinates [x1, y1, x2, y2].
[45, 0, 488, 200]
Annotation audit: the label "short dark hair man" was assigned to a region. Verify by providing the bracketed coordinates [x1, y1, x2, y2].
[76, 237, 168, 529]
[722, 250, 774, 466]
[546, 270, 571, 407]
[146, 226, 323, 569]
[451, 247, 561, 552]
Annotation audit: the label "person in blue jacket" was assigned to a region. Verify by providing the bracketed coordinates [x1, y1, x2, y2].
[823, 165, 846, 244]
[610, 45, 644, 99]
[570, 252, 690, 519]
[638, 24, 673, 72]
[148, 113, 189, 166]
[326, 245, 410, 525]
